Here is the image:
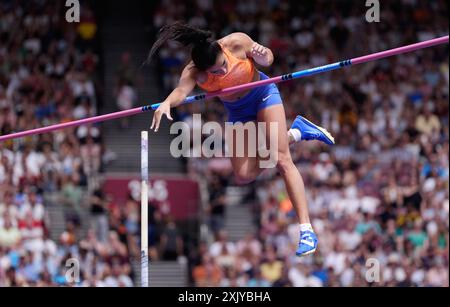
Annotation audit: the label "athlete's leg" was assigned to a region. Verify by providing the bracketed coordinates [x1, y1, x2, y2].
[257, 104, 318, 256]
[228, 115, 333, 185]
[226, 122, 260, 184]
[257, 104, 310, 224]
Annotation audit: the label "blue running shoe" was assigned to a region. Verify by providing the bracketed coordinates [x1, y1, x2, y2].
[296, 230, 318, 257]
[290, 116, 335, 145]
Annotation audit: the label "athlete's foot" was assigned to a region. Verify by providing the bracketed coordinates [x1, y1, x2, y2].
[296, 230, 318, 257]
[289, 115, 335, 145]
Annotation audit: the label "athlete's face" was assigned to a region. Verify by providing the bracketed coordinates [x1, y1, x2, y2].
[207, 52, 227, 75]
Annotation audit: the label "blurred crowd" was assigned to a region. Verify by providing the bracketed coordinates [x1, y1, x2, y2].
[151, 0, 449, 287]
[0, 0, 135, 286]
[0, 0, 448, 288]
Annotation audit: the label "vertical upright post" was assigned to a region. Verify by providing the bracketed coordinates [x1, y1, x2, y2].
[141, 131, 149, 287]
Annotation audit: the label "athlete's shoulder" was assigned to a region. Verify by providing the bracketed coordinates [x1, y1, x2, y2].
[220, 32, 254, 47]
[228, 32, 253, 41]
[182, 61, 202, 81]
[219, 33, 253, 58]
[184, 61, 206, 83]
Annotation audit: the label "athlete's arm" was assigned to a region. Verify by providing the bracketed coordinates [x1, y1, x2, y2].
[235, 32, 274, 67]
[151, 62, 197, 132]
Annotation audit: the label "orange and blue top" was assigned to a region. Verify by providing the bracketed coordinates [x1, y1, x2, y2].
[198, 43, 256, 92]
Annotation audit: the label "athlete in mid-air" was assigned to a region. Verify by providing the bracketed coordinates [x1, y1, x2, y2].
[148, 22, 335, 256]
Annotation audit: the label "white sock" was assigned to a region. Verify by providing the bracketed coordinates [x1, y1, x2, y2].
[289, 128, 302, 142]
[300, 223, 314, 232]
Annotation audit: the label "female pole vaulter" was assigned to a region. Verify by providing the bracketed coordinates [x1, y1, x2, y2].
[148, 22, 335, 257]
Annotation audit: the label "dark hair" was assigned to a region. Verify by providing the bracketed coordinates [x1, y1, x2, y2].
[146, 22, 222, 71]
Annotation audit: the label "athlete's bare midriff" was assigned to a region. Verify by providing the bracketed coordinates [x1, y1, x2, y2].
[196, 35, 260, 102]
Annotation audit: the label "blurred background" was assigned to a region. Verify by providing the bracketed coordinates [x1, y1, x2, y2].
[0, 0, 448, 287]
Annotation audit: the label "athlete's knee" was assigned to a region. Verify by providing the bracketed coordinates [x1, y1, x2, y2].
[276, 154, 295, 175]
[234, 169, 257, 185]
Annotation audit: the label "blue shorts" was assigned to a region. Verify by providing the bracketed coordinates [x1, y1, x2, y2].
[221, 71, 282, 123]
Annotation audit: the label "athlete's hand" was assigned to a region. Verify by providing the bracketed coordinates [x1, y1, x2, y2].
[151, 101, 173, 132]
[250, 42, 271, 66]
